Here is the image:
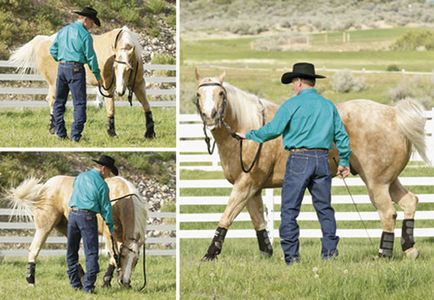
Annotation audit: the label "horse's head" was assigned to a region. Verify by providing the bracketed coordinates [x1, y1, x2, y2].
[113, 45, 135, 96]
[195, 68, 228, 130]
[117, 239, 140, 288]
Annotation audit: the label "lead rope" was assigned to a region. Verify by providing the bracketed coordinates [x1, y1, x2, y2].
[332, 157, 374, 247]
[110, 193, 147, 291]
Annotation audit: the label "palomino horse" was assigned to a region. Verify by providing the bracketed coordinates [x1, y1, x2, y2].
[9, 26, 156, 138]
[195, 70, 430, 261]
[7, 175, 148, 288]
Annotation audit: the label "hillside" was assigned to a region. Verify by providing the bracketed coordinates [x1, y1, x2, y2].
[0, 0, 176, 62]
[181, 0, 434, 38]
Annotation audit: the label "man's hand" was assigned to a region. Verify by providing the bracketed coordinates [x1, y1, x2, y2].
[337, 166, 350, 178]
[236, 132, 246, 139]
[98, 79, 103, 86]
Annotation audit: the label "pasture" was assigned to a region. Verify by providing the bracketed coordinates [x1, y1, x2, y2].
[0, 255, 175, 300]
[0, 106, 175, 147]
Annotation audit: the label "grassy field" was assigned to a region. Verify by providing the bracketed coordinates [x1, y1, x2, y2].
[180, 238, 434, 299]
[0, 255, 175, 300]
[0, 106, 176, 148]
[180, 164, 434, 298]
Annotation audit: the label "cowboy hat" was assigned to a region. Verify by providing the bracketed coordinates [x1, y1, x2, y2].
[93, 155, 119, 176]
[74, 7, 101, 27]
[281, 62, 326, 84]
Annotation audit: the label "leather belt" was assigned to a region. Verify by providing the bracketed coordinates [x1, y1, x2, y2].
[290, 148, 328, 153]
[59, 61, 82, 65]
[71, 208, 95, 213]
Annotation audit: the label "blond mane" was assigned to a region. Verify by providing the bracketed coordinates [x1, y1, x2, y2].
[118, 26, 143, 58]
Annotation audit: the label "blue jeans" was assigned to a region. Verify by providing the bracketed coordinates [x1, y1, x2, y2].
[280, 151, 339, 263]
[67, 210, 99, 292]
[53, 63, 87, 141]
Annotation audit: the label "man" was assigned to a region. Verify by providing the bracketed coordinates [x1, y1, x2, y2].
[67, 154, 118, 293]
[50, 7, 102, 142]
[238, 62, 351, 265]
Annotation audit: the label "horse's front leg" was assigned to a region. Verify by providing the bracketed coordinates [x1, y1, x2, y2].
[104, 97, 117, 137]
[246, 191, 273, 257]
[202, 183, 257, 261]
[390, 179, 419, 259]
[134, 80, 155, 139]
[101, 231, 118, 288]
[369, 184, 397, 258]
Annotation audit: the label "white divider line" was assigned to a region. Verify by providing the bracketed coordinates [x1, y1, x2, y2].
[180, 228, 434, 239]
[179, 211, 434, 222]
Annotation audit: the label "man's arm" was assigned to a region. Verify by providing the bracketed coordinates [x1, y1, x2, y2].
[245, 102, 294, 143]
[83, 35, 101, 81]
[49, 34, 59, 62]
[99, 185, 114, 233]
[333, 107, 352, 177]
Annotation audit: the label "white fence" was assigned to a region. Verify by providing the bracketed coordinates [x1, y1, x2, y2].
[179, 112, 434, 241]
[0, 209, 176, 257]
[0, 60, 175, 105]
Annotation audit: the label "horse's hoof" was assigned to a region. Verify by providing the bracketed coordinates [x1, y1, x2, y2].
[144, 130, 156, 139]
[28, 283, 35, 288]
[260, 250, 273, 258]
[405, 247, 419, 260]
[107, 130, 117, 137]
[201, 253, 218, 262]
[101, 281, 111, 288]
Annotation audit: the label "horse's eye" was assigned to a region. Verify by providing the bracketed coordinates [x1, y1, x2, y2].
[219, 91, 224, 97]
[196, 93, 200, 98]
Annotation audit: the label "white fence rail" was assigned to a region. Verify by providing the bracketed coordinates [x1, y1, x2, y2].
[0, 60, 175, 101]
[180, 111, 434, 170]
[179, 113, 434, 241]
[0, 209, 176, 257]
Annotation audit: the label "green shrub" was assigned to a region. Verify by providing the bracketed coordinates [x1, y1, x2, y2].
[151, 54, 176, 77]
[146, 0, 166, 14]
[392, 30, 434, 50]
[386, 64, 401, 72]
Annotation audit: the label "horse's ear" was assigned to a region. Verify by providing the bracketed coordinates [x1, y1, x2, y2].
[195, 68, 201, 82]
[218, 71, 226, 83]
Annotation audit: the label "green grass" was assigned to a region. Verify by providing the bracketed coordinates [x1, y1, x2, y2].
[181, 238, 434, 299]
[0, 255, 175, 299]
[0, 106, 175, 147]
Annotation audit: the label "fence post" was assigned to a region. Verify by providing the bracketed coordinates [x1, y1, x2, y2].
[430, 107, 434, 163]
[264, 188, 275, 243]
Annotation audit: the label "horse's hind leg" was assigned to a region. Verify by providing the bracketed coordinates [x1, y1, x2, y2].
[390, 178, 419, 259]
[202, 182, 257, 261]
[47, 84, 56, 134]
[134, 80, 155, 139]
[369, 184, 397, 258]
[246, 191, 273, 257]
[27, 225, 55, 286]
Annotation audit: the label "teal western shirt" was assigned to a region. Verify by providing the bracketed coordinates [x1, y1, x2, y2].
[69, 169, 114, 232]
[245, 88, 351, 166]
[50, 21, 101, 80]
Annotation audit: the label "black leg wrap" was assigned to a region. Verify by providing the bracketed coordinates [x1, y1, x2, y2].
[102, 264, 116, 288]
[379, 231, 394, 258]
[401, 219, 415, 252]
[144, 111, 156, 139]
[48, 114, 55, 134]
[256, 229, 273, 257]
[107, 116, 117, 137]
[201, 227, 227, 261]
[26, 262, 36, 285]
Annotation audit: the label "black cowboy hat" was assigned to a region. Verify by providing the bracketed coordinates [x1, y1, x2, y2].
[281, 62, 326, 84]
[74, 7, 101, 27]
[93, 155, 119, 176]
